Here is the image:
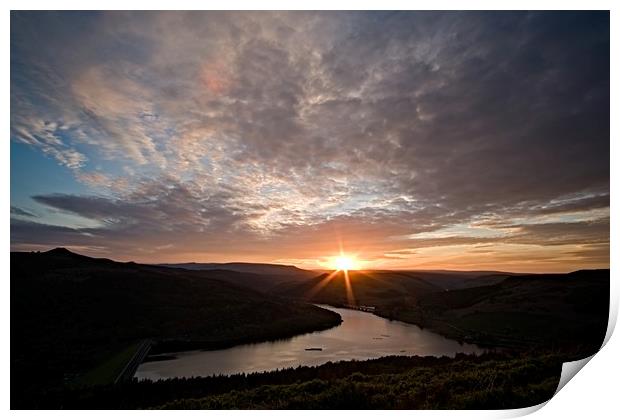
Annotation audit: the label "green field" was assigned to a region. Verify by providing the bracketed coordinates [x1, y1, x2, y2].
[77, 341, 142, 386]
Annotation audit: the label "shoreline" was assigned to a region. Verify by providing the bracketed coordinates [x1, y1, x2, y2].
[149, 306, 343, 355]
[310, 300, 538, 350]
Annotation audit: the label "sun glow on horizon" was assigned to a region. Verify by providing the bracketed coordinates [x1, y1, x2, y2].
[332, 255, 360, 271]
[308, 252, 362, 306]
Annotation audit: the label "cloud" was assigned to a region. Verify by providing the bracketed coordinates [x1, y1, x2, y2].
[11, 206, 37, 218]
[11, 117, 88, 169]
[10, 11, 609, 270]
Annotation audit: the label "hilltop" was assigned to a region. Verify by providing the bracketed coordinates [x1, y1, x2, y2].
[159, 261, 314, 276]
[157, 261, 316, 291]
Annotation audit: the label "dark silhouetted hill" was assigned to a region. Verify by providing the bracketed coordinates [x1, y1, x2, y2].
[276, 267, 608, 352]
[376, 269, 609, 351]
[278, 270, 444, 307]
[392, 270, 521, 290]
[159, 262, 314, 276]
[156, 262, 316, 291]
[11, 248, 341, 407]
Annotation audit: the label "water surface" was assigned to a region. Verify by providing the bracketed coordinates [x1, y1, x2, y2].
[135, 305, 483, 380]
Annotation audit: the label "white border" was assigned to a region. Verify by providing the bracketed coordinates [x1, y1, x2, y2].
[3, 2, 617, 419]
[0, 1, 617, 11]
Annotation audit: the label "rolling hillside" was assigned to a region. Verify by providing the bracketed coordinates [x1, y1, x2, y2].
[156, 262, 317, 291]
[376, 270, 609, 351]
[278, 270, 444, 307]
[159, 262, 315, 276]
[277, 268, 609, 352]
[386, 270, 519, 290]
[276, 269, 512, 307]
[11, 248, 341, 407]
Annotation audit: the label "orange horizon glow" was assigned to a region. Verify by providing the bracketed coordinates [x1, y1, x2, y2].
[10, 12, 609, 281]
[16, 244, 609, 275]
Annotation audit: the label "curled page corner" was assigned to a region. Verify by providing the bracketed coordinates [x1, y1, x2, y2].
[552, 285, 619, 396]
[497, 400, 549, 418]
[554, 355, 595, 396]
[601, 288, 618, 348]
[510, 301, 616, 417]
[501, 353, 599, 418]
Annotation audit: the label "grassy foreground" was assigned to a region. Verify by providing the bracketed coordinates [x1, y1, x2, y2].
[39, 351, 564, 409]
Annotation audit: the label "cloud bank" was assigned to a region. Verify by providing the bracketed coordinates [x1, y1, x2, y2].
[10, 11, 609, 271]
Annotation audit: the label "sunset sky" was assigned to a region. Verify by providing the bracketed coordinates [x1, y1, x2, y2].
[10, 11, 609, 271]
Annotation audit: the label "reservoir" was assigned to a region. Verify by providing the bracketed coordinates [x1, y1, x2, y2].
[135, 305, 484, 380]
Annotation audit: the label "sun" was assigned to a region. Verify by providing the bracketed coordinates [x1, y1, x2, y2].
[333, 255, 358, 271]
